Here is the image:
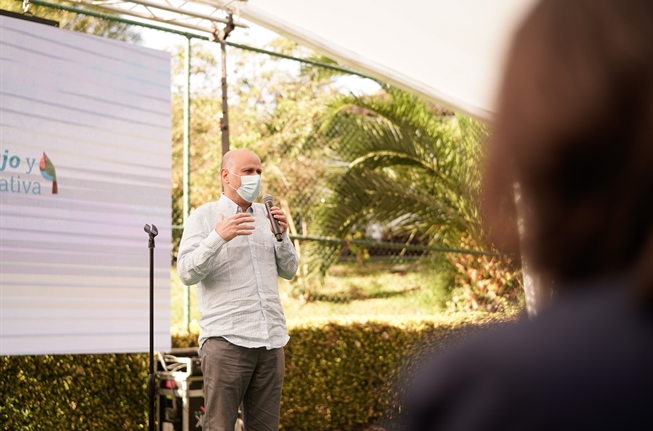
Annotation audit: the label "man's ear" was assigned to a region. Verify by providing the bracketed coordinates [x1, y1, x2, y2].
[220, 168, 229, 184]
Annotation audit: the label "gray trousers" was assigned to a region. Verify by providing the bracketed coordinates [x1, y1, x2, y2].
[201, 337, 285, 431]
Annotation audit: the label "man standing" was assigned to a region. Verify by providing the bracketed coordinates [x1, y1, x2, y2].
[177, 148, 299, 431]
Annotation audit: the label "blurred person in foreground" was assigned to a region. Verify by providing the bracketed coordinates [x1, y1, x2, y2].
[404, 0, 653, 429]
[177, 149, 298, 431]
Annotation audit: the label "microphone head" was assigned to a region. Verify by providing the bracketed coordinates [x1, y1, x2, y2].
[262, 194, 273, 204]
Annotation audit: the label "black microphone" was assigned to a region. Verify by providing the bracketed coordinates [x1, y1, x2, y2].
[262, 194, 283, 242]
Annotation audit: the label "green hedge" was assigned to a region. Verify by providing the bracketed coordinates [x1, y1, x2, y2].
[0, 353, 148, 431]
[1, 314, 518, 430]
[275, 315, 517, 430]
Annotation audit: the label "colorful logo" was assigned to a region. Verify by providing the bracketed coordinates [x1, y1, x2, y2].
[39, 152, 58, 194]
[0, 148, 53, 195]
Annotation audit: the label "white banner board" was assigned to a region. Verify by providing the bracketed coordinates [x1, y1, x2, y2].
[0, 15, 172, 356]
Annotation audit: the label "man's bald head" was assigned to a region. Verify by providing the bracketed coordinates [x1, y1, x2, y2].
[221, 149, 259, 173]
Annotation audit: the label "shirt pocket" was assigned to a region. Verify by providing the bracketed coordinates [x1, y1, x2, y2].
[252, 228, 277, 270]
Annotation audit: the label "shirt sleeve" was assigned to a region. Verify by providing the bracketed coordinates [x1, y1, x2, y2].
[274, 232, 299, 280]
[176, 208, 227, 286]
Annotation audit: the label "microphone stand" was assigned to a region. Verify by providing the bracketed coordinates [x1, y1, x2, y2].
[144, 224, 158, 431]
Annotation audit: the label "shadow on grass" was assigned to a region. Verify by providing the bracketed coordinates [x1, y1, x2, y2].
[328, 261, 423, 277]
[307, 285, 422, 304]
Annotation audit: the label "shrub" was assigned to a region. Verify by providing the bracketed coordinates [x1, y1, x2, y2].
[447, 237, 523, 313]
[173, 314, 519, 430]
[1, 314, 519, 430]
[278, 315, 517, 430]
[0, 353, 148, 431]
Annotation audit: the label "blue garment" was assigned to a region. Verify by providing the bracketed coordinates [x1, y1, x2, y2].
[177, 194, 299, 351]
[403, 280, 653, 431]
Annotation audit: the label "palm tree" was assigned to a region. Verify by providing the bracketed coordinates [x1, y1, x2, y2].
[303, 86, 521, 310]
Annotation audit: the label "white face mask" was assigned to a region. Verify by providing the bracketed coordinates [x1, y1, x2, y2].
[227, 170, 262, 203]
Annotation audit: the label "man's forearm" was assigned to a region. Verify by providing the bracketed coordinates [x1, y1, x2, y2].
[177, 230, 226, 285]
[275, 237, 299, 280]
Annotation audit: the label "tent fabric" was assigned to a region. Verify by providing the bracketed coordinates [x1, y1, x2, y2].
[238, 0, 537, 120]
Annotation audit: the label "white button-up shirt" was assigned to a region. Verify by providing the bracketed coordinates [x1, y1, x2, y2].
[177, 194, 299, 350]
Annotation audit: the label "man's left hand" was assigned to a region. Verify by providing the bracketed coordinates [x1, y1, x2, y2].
[266, 206, 288, 234]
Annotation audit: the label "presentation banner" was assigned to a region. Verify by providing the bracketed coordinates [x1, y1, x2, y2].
[0, 15, 172, 355]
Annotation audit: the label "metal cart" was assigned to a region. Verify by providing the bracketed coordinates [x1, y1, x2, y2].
[156, 348, 204, 431]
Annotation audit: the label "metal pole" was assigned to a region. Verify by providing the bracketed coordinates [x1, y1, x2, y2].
[148, 239, 155, 431]
[182, 36, 192, 333]
[144, 224, 158, 431]
[220, 37, 229, 155]
[214, 14, 234, 156]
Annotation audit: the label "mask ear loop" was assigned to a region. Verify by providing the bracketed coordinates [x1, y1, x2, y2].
[225, 170, 239, 191]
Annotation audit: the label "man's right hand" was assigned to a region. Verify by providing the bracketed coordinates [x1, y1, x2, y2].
[215, 213, 255, 241]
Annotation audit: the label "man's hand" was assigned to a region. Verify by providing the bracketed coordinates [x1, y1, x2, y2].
[215, 213, 255, 241]
[266, 206, 288, 234]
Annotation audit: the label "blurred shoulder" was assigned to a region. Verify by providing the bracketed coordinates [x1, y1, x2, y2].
[405, 281, 653, 431]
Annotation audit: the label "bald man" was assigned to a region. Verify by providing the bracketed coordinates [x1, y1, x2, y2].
[177, 149, 299, 431]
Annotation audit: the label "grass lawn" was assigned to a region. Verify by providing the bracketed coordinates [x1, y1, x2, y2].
[171, 259, 452, 333]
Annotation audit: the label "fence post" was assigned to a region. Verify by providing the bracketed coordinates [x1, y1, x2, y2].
[182, 36, 192, 333]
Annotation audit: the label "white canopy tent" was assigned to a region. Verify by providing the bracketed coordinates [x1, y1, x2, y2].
[57, 0, 537, 120]
[239, 0, 537, 120]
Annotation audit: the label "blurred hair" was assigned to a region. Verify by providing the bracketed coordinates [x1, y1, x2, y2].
[484, 0, 653, 288]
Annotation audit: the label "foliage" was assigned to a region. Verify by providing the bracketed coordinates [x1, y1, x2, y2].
[301, 87, 522, 311]
[297, 53, 364, 82]
[0, 316, 519, 431]
[305, 88, 479, 272]
[446, 237, 523, 313]
[0, 353, 148, 430]
[171, 315, 520, 431]
[0, 0, 141, 44]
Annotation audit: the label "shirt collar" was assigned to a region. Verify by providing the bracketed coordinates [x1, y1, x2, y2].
[218, 193, 254, 214]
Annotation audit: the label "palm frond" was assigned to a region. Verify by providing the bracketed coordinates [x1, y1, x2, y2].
[305, 86, 491, 280]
